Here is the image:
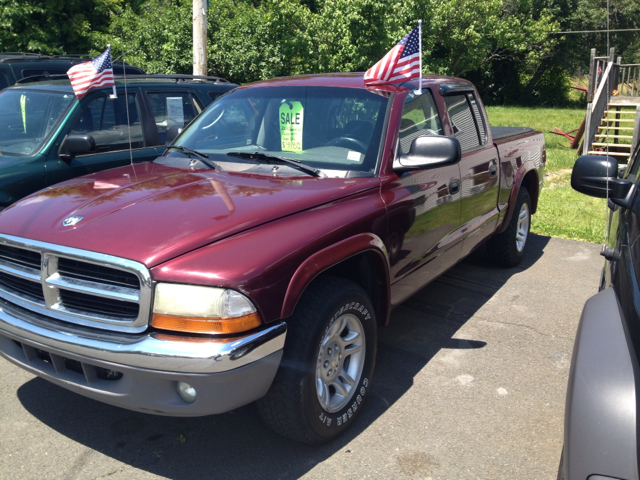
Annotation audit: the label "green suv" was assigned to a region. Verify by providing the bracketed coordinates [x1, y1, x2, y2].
[0, 53, 145, 88]
[0, 74, 238, 209]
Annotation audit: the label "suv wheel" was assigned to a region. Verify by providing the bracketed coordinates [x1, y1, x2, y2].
[257, 276, 377, 444]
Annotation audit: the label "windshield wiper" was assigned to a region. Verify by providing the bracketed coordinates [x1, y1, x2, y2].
[167, 145, 219, 170]
[226, 151, 323, 177]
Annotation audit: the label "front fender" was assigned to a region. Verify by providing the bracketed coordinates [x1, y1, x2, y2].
[280, 232, 390, 322]
[564, 287, 639, 480]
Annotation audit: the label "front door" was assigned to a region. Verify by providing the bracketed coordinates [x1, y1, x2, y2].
[45, 89, 163, 186]
[384, 88, 462, 306]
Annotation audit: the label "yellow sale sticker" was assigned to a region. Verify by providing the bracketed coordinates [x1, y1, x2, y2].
[279, 101, 304, 152]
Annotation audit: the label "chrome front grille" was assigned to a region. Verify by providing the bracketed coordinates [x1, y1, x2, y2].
[0, 234, 152, 333]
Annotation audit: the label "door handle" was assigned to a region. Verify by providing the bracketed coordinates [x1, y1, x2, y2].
[449, 179, 460, 194]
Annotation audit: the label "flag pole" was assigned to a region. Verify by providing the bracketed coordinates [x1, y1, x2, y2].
[415, 19, 422, 95]
[108, 45, 117, 99]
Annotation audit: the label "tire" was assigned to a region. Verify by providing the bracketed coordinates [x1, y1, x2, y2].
[257, 276, 377, 444]
[487, 186, 531, 268]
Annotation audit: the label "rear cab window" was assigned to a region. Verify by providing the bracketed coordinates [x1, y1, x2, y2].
[444, 92, 487, 152]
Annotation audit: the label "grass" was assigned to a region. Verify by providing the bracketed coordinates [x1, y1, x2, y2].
[486, 106, 607, 243]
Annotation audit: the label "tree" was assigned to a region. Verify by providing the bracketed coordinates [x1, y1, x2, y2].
[0, 0, 125, 54]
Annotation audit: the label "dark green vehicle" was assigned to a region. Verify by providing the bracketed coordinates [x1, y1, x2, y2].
[0, 75, 238, 210]
[0, 53, 145, 88]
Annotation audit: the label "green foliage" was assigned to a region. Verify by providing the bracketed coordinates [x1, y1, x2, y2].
[98, 0, 561, 90]
[0, 0, 135, 54]
[4, 0, 629, 107]
[95, 0, 192, 74]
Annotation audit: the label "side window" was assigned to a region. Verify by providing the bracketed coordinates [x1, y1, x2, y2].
[0, 72, 9, 90]
[21, 69, 66, 79]
[69, 93, 144, 153]
[147, 92, 202, 145]
[399, 89, 443, 154]
[467, 93, 487, 145]
[208, 92, 220, 102]
[444, 94, 480, 152]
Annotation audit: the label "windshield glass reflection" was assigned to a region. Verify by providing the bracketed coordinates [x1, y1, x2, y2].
[0, 89, 75, 156]
[162, 86, 389, 176]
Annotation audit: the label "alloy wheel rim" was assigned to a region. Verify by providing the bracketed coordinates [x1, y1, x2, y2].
[516, 202, 530, 252]
[316, 313, 366, 413]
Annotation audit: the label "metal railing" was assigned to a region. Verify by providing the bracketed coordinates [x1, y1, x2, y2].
[584, 60, 620, 154]
[587, 48, 615, 102]
[618, 62, 640, 96]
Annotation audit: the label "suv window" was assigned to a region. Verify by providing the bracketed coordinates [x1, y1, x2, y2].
[70, 93, 144, 152]
[444, 94, 481, 152]
[147, 92, 202, 145]
[21, 69, 66, 78]
[0, 89, 74, 156]
[0, 73, 9, 91]
[399, 89, 443, 153]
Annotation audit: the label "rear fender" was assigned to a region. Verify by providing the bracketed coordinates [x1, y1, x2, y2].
[281, 233, 391, 325]
[497, 166, 539, 235]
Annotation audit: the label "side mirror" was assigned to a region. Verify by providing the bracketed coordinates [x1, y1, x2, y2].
[58, 134, 96, 161]
[165, 125, 183, 146]
[571, 154, 636, 208]
[393, 136, 461, 172]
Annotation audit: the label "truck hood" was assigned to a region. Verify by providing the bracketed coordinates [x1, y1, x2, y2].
[0, 162, 379, 267]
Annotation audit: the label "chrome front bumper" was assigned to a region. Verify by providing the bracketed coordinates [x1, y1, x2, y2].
[0, 299, 287, 416]
[0, 298, 286, 374]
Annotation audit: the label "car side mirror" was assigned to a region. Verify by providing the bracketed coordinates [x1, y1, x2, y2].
[58, 134, 97, 161]
[393, 136, 461, 172]
[571, 154, 636, 208]
[165, 125, 183, 146]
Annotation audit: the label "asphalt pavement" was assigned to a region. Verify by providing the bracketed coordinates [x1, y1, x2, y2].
[0, 234, 602, 480]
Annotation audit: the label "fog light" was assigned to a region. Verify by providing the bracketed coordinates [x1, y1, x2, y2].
[177, 381, 197, 403]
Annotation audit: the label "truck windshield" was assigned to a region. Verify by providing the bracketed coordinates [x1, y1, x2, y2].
[0, 89, 75, 157]
[171, 86, 389, 175]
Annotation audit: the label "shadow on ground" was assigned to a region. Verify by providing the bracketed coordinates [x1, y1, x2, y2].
[17, 235, 551, 480]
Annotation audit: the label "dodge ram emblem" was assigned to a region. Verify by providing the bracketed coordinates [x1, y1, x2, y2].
[62, 216, 84, 227]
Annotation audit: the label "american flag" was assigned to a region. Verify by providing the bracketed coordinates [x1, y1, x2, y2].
[67, 47, 115, 98]
[364, 24, 421, 86]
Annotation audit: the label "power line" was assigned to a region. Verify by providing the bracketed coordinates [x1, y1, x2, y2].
[554, 28, 640, 34]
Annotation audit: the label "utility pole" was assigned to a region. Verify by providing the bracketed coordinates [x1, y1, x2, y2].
[193, 0, 207, 76]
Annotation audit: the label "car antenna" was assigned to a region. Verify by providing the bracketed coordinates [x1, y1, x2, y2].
[117, 48, 136, 177]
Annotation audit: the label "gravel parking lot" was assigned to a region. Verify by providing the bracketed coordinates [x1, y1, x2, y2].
[0, 234, 602, 480]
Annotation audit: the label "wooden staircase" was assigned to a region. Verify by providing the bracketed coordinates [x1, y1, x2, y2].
[587, 102, 640, 161]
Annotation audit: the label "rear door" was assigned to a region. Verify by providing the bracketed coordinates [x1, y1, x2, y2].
[45, 88, 163, 186]
[442, 89, 500, 257]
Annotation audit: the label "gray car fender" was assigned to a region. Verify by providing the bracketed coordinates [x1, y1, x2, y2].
[564, 287, 639, 480]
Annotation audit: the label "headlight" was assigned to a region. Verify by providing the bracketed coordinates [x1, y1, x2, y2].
[151, 283, 261, 334]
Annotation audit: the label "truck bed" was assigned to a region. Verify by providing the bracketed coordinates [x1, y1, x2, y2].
[491, 126, 535, 141]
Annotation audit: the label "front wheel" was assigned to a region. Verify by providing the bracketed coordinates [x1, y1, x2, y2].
[487, 186, 532, 267]
[257, 276, 377, 444]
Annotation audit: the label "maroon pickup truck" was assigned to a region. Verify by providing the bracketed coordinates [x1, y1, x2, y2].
[0, 73, 544, 444]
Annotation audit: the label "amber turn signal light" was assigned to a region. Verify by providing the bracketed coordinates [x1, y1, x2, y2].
[151, 312, 261, 335]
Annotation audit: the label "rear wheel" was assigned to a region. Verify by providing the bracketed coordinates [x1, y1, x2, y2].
[257, 276, 377, 444]
[487, 186, 531, 267]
